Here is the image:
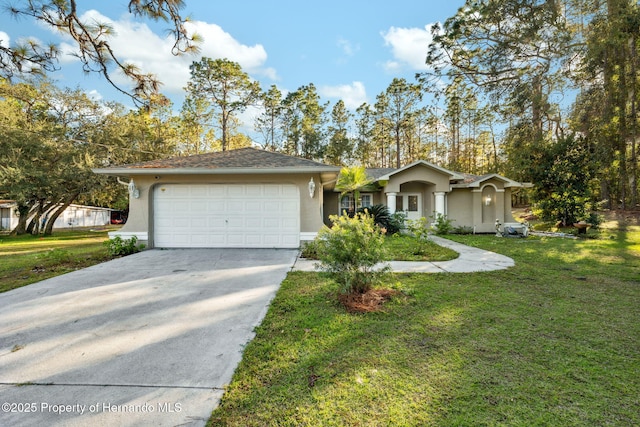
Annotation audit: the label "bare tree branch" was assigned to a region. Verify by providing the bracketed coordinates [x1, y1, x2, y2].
[1, 0, 200, 106]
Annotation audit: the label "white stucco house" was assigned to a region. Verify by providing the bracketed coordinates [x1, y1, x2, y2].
[93, 147, 530, 249]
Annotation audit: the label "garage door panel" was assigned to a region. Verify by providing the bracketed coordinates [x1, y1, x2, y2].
[207, 186, 227, 198]
[173, 203, 191, 213]
[227, 217, 244, 228]
[263, 218, 281, 228]
[245, 201, 261, 212]
[154, 184, 300, 248]
[190, 234, 207, 244]
[244, 185, 263, 197]
[209, 233, 226, 245]
[227, 201, 244, 211]
[190, 217, 207, 228]
[189, 186, 209, 197]
[207, 201, 226, 213]
[171, 218, 191, 228]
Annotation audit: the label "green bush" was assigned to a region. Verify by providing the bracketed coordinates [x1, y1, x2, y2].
[452, 225, 474, 235]
[388, 211, 407, 235]
[315, 212, 390, 295]
[406, 217, 430, 240]
[581, 212, 604, 229]
[104, 236, 145, 257]
[429, 213, 455, 235]
[300, 240, 319, 259]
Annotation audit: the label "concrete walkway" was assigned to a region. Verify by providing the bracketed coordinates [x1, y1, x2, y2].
[292, 235, 514, 273]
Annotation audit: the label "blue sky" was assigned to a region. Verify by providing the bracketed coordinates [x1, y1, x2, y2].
[1, 1, 465, 111]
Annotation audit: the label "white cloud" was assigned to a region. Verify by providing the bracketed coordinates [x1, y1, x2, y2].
[54, 11, 276, 95]
[87, 89, 103, 101]
[337, 37, 358, 57]
[0, 31, 10, 48]
[319, 81, 367, 110]
[381, 25, 436, 72]
[185, 20, 270, 73]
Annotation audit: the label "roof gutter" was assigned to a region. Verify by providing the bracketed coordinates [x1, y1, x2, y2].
[92, 167, 342, 176]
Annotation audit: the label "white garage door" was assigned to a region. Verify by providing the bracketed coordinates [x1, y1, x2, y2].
[153, 184, 300, 248]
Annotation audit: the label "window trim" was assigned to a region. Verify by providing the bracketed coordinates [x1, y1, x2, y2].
[339, 193, 374, 213]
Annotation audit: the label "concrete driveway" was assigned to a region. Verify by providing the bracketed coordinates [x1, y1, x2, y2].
[0, 248, 298, 427]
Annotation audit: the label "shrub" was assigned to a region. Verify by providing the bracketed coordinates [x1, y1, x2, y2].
[104, 235, 145, 257]
[388, 211, 407, 235]
[452, 225, 474, 235]
[581, 212, 604, 229]
[429, 213, 455, 235]
[315, 212, 390, 295]
[406, 217, 430, 240]
[300, 240, 319, 259]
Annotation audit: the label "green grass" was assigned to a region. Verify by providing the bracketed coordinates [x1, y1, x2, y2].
[302, 233, 459, 262]
[0, 229, 113, 293]
[383, 234, 458, 261]
[209, 227, 640, 426]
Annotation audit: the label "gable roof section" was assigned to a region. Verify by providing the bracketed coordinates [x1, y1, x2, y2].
[452, 173, 528, 188]
[93, 147, 341, 175]
[376, 160, 464, 181]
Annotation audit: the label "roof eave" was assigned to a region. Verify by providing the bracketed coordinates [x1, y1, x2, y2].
[93, 167, 342, 176]
[451, 180, 530, 189]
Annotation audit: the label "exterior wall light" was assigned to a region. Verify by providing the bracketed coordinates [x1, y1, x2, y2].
[128, 179, 140, 199]
[308, 177, 316, 198]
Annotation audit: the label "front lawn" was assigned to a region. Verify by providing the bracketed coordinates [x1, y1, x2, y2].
[0, 229, 113, 293]
[303, 233, 459, 262]
[209, 227, 640, 426]
[383, 233, 458, 261]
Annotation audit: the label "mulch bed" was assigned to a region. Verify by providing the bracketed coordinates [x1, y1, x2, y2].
[339, 289, 400, 313]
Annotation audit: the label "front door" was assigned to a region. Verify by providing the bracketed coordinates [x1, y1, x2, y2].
[396, 193, 422, 220]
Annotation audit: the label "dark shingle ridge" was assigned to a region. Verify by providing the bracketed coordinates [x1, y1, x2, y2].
[116, 147, 336, 169]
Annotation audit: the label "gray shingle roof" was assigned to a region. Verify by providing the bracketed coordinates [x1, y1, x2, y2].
[365, 168, 397, 180]
[107, 147, 339, 170]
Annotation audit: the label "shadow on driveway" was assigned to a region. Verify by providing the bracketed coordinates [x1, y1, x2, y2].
[0, 248, 298, 427]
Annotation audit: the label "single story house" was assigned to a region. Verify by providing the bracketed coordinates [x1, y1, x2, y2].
[0, 201, 114, 231]
[93, 147, 529, 248]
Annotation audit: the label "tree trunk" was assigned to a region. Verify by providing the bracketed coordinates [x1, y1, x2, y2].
[10, 203, 30, 235]
[395, 125, 401, 169]
[630, 32, 638, 208]
[27, 200, 47, 235]
[44, 194, 79, 236]
[601, 179, 612, 209]
[221, 109, 229, 151]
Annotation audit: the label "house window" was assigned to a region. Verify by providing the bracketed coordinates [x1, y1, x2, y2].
[339, 193, 373, 214]
[408, 195, 418, 212]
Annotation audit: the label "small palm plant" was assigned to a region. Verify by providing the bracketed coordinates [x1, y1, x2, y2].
[335, 166, 376, 215]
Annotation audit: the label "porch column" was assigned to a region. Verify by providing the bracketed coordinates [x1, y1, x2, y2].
[386, 192, 397, 214]
[434, 191, 446, 217]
